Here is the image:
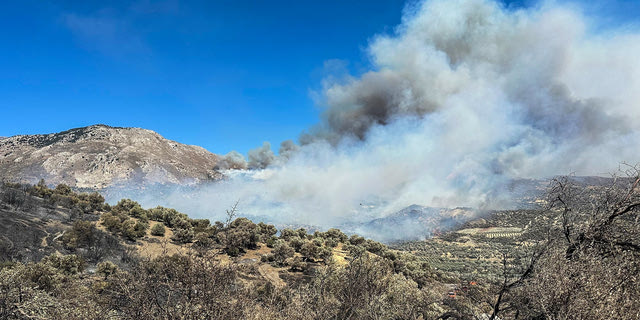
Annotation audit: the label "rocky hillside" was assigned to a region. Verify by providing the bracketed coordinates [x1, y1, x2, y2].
[0, 125, 222, 189]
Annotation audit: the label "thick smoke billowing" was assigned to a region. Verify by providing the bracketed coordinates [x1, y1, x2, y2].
[278, 140, 299, 161]
[215, 151, 248, 170]
[248, 142, 276, 169]
[115, 0, 640, 240]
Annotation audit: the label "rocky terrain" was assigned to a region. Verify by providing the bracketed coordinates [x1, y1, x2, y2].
[0, 125, 223, 189]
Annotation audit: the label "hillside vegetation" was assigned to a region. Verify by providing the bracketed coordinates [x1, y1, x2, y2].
[0, 172, 638, 319]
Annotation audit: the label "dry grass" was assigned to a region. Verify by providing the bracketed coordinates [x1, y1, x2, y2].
[238, 244, 287, 288]
[332, 243, 349, 266]
[137, 221, 192, 258]
[257, 263, 287, 288]
[241, 242, 272, 261]
[94, 218, 191, 259]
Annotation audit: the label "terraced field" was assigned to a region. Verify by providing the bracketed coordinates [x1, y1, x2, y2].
[391, 209, 546, 282]
[457, 227, 523, 238]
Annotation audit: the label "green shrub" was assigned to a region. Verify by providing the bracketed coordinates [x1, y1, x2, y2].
[76, 192, 105, 213]
[172, 228, 195, 244]
[150, 223, 166, 236]
[325, 228, 348, 242]
[300, 240, 321, 262]
[325, 238, 338, 248]
[280, 228, 296, 240]
[191, 219, 211, 231]
[364, 239, 387, 255]
[150, 206, 190, 228]
[101, 212, 124, 232]
[112, 199, 141, 214]
[288, 256, 307, 272]
[266, 236, 278, 248]
[61, 220, 95, 249]
[193, 232, 215, 250]
[42, 254, 85, 275]
[272, 240, 294, 266]
[221, 218, 259, 254]
[122, 220, 148, 241]
[288, 236, 304, 252]
[129, 206, 148, 220]
[21, 262, 63, 292]
[172, 217, 192, 230]
[257, 222, 277, 241]
[349, 235, 366, 246]
[54, 184, 72, 196]
[51, 193, 77, 208]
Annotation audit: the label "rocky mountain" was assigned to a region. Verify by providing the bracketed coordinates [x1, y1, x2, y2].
[0, 125, 223, 189]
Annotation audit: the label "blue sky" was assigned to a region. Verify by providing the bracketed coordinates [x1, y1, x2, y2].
[1, 0, 638, 155]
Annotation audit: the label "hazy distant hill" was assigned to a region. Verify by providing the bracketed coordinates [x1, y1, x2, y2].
[345, 205, 477, 242]
[0, 124, 223, 189]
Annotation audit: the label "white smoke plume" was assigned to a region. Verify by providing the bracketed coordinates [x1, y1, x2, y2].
[117, 0, 640, 239]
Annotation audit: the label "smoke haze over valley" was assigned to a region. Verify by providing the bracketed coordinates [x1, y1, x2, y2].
[99, 0, 640, 239]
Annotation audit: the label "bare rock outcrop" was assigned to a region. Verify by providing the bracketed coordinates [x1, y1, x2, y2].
[0, 125, 222, 189]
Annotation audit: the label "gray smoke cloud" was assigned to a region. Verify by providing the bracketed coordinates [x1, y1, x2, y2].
[215, 151, 248, 170]
[248, 142, 276, 169]
[114, 0, 640, 240]
[213, 140, 300, 171]
[278, 140, 299, 161]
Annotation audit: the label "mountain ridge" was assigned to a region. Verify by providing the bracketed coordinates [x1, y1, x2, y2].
[0, 124, 223, 189]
